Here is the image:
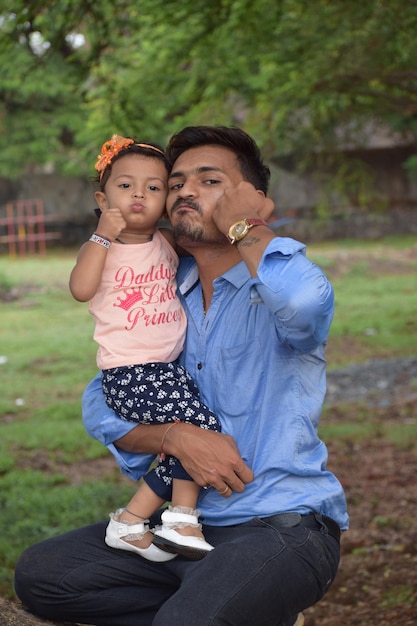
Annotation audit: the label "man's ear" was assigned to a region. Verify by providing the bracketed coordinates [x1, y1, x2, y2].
[94, 191, 108, 211]
[255, 189, 275, 221]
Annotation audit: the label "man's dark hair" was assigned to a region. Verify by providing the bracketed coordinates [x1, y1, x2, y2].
[166, 126, 270, 194]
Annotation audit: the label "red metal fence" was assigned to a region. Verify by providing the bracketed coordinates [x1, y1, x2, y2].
[0, 199, 61, 257]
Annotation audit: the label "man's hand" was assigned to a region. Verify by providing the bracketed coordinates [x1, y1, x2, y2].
[212, 181, 276, 277]
[212, 181, 275, 237]
[165, 423, 254, 497]
[115, 423, 254, 498]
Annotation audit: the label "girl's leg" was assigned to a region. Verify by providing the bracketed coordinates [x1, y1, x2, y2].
[153, 479, 214, 558]
[105, 474, 176, 561]
[172, 477, 200, 508]
[114, 481, 165, 549]
[104, 361, 221, 558]
[170, 479, 206, 541]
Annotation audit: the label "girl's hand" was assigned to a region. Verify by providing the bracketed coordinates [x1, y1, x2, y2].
[97, 208, 127, 241]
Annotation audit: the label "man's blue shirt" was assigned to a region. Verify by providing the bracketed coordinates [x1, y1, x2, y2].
[83, 237, 349, 530]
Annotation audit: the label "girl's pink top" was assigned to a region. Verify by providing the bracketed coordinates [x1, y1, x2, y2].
[89, 230, 187, 370]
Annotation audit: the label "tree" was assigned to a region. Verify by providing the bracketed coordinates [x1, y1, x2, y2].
[1, 0, 416, 184]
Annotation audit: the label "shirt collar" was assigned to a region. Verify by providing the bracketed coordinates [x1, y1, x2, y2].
[178, 259, 251, 298]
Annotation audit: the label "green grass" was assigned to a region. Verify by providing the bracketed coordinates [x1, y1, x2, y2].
[332, 273, 416, 348]
[308, 235, 417, 365]
[0, 252, 97, 415]
[0, 470, 135, 580]
[0, 251, 138, 595]
[320, 403, 417, 451]
[381, 584, 417, 608]
[0, 236, 416, 599]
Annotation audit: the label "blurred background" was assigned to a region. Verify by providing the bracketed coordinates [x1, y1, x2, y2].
[1, 0, 417, 246]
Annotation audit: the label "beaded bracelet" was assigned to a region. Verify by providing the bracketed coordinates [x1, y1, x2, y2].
[89, 232, 111, 249]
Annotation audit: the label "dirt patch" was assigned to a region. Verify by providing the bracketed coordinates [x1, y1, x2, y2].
[305, 418, 417, 625]
[325, 336, 398, 368]
[0, 598, 76, 626]
[315, 242, 417, 282]
[14, 452, 130, 487]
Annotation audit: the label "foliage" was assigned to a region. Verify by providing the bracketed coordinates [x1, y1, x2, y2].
[0, 0, 416, 184]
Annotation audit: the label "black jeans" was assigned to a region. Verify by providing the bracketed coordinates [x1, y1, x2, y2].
[15, 513, 340, 626]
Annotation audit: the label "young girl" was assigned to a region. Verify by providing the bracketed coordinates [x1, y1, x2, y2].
[70, 134, 221, 561]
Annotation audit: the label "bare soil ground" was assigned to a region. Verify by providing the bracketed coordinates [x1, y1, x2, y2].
[305, 401, 417, 625]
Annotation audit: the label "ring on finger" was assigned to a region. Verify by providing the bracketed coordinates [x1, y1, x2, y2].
[218, 485, 230, 495]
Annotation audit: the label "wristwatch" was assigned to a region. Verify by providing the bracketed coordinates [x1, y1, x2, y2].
[227, 218, 268, 244]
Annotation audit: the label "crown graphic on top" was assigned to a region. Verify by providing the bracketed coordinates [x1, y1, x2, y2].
[113, 287, 143, 310]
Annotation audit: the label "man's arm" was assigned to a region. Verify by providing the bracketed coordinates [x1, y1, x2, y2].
[212, 181, 276, 276]
[82, 373, 154, 481]
[83, 373, 253, 496]
[115, 422, 254, 496]
[213, 181, 334, 352]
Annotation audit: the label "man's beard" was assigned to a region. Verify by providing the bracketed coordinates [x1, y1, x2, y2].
[173, 220, 226, 246]
[171, 200, 226, 246]
[173, 220, 205, 243]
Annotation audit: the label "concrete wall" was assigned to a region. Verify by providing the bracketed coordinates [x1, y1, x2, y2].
[1, 145, 416, 247]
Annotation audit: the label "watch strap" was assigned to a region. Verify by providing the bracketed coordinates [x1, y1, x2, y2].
[244, 218, 268, 228]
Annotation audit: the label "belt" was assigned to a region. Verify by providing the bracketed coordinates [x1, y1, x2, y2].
[260, 512, 341, 543]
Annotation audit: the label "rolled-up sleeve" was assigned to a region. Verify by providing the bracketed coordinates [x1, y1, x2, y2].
[254, 238, 334, 352]
[82, 372, 155, 481]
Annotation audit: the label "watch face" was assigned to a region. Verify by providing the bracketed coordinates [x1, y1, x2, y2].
[234, 223, 246, 236]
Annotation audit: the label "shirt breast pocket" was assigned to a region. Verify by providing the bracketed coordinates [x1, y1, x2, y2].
[214, 339, 264, 418]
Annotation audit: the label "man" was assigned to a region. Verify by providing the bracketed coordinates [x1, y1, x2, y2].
[15, 126, 348, 626]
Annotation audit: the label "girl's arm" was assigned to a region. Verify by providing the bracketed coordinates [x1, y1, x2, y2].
[70, 208, 126, 301]
[69, 240, 109, 302]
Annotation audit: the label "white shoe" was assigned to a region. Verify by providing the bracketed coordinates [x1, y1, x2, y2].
[105, 511, 176, 562]
[153, 508, 214, 560]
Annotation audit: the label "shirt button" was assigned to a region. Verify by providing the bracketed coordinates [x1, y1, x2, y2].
[197, 362, 203, 370]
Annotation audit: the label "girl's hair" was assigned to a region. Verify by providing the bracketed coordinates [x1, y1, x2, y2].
[94, 134, 170, 191]
[166, 126, 270, 194]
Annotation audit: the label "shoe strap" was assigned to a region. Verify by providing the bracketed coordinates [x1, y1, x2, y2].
[116, 521, 147, 536]
[161, 510, 199, 527]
